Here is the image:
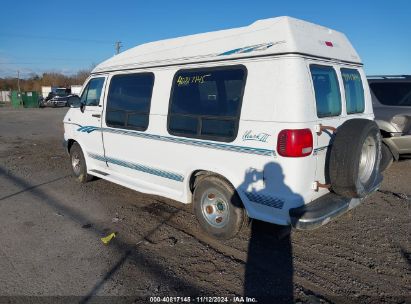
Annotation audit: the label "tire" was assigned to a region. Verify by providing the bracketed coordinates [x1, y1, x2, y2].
[69, 143, 93, 183]
[380, 143, 393, 172]
[193, 175, 246, 240]
[328, 119, 382, 198]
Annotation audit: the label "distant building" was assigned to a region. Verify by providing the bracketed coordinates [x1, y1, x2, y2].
[41, 86, 52, 98]
[0, 90, 11, 102]
[71, 85, 82, 96]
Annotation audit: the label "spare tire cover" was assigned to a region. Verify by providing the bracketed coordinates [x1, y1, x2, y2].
[328, 119, 382, 198]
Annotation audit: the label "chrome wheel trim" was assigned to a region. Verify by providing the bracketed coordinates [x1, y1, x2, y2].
[358, 135, 377, 184]
[200, 188, 229, 228]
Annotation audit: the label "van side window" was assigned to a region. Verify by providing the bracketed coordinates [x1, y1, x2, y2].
[106, 73, 154, 131]
[168, 66, 247, 142]
[341, 68, 365, 114]
[80, 77, 105, 106]
[310, 65, 342, 118]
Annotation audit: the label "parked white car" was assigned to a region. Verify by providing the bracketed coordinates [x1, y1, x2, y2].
[63, 16, 382, 239]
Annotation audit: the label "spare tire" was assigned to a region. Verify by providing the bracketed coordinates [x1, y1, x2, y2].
[328, 119, 382, 198]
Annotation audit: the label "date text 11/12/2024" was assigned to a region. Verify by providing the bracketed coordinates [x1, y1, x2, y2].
[149, 296, 258, 303]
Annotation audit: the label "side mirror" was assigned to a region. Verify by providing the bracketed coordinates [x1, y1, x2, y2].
[68, 95, 81, 108]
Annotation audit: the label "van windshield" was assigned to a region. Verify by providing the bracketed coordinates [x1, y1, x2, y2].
[370, 82, 411, 106]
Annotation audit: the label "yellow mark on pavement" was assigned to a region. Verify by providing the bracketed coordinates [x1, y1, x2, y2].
[101, 232, 116, 245]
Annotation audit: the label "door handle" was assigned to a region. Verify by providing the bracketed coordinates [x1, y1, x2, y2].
[92, 114, 101, 118]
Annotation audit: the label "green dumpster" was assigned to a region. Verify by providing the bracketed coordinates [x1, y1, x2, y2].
[22, 91, 40, 108]
[11, 91, 23, 108]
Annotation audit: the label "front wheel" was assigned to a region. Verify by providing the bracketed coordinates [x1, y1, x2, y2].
[193, 175, 246, 240]
[69, 143, 93, 183]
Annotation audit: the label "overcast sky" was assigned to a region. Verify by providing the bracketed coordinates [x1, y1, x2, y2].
[0, 0, 410, 78]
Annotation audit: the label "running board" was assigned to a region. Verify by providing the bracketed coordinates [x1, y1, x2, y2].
[86, 167, 184, 203]
[89, 169, 109, 176]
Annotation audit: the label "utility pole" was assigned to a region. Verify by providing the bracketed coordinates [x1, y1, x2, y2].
[17, 70, 20, 92]
[115, 41, 123, 55]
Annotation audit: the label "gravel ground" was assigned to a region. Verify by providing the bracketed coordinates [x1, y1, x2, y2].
[0, 107, 409, 304]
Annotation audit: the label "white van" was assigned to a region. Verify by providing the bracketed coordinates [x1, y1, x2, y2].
[63, 16, 382, 239]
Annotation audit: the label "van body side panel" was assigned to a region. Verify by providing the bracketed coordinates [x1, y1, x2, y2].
[62, 16, 376, 231]
[65, 56, 372, 227]
[70, 58, 318, 225]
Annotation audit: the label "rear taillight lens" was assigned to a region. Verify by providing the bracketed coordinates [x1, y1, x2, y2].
[277, 129, 313, 157]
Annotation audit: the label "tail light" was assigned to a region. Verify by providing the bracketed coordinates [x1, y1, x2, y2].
[277, 129, 313, 157]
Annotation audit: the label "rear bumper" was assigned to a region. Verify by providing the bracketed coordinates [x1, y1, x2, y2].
[290, 176, 382, 230]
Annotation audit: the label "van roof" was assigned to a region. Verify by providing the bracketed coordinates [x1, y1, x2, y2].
[93, 16, 361, 73]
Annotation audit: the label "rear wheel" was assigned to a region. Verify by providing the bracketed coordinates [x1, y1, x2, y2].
[193, 175, 246, 240]
[69, 143, 93, 183]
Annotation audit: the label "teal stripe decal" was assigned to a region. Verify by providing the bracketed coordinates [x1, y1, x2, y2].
[88, 153, 184, 182]
[77, 126, 275, 157]
[244, 192, 284, 209]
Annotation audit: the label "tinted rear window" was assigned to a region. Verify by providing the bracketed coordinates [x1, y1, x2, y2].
[370, 82, 411, 106]
[106, 73, 154, 131]
[341, 68, 365, 114]
[310, 65, 342, 118]
[168, 66, 246, 141]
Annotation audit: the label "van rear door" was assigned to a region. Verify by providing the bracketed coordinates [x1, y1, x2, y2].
[309, 64, 343, 196]
[310, 64, 369, 197]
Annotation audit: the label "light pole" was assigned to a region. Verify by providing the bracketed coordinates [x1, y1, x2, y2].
[17, 70, 20, 92]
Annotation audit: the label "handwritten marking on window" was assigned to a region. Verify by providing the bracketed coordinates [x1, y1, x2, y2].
[177, 74, 211, 86]
[342, 73, 360, 81]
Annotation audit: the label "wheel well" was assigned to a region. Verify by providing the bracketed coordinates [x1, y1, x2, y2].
[188, 170, 246, 212]
[67, 139, 76, 152]
[189, 170, 211, 192]
[380, 129, 391, 138]
[189, 170, 238, 195]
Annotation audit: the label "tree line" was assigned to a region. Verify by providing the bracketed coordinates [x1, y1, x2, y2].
[0, 69, 91, 92]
